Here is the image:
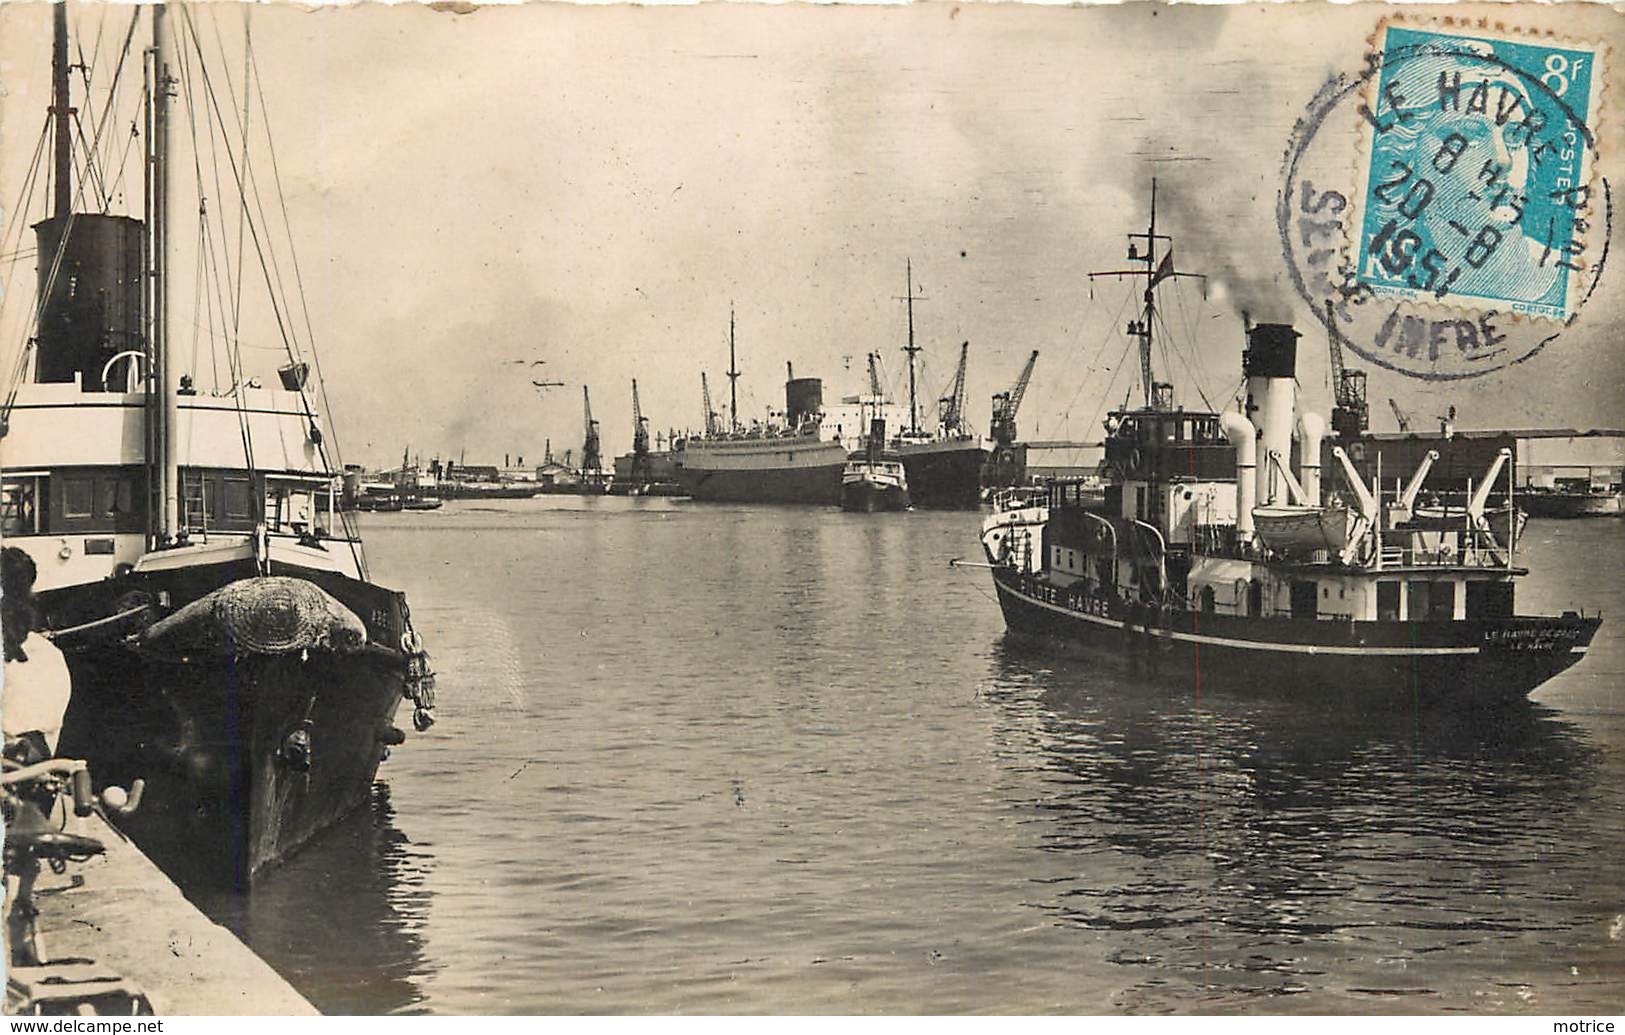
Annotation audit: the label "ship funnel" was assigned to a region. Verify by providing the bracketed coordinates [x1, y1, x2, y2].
[868, 417, 886, 463]
[1221, 411, 1257, 540]
[1243, 323, 1300, 505]
[785, 376, 823, 427]
[1297, 411, 1325, 506]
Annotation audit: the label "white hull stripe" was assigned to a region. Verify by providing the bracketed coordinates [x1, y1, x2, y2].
[1000, 582, 1482, 657]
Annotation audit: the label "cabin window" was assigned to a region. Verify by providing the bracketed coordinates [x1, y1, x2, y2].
[1466, 581, 1514, 619]
[1377, 581, 1400, 621]
[62, 476, 94, 519]
[224, 476, 255, 521]
[1, 477, 45, 535]
[49, 468, 145, 534]
[1429, 581, 1457, 621]
[1290, 581, 1318, 619]
[1406, 581, 1429, 623]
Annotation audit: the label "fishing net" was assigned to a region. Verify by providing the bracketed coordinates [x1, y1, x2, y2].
[140, 577, 367, 656]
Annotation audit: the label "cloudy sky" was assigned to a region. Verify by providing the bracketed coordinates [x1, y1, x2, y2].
[2, 2, 1620, 469]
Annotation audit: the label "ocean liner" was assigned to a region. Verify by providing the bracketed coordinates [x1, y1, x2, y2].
[0, 4, 435, 885]
[672, 311, 848, 504]
[978, 185, 1599, 702]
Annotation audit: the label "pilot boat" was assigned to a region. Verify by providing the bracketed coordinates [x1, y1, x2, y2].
[979, 185, 1599, 702]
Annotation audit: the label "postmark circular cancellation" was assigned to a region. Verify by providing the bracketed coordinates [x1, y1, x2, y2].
[1278, 14, 1612, 380]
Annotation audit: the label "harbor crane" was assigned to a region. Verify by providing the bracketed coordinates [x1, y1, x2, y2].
[1388, 398, 1412, 434]
[629, 379, 652, 485]
[1324, 301, 1368, 441]
[700, 372, 721, 436]
[937, 341, 970, 434]
[990, 350, 1039, 449]
[581, 386, 604, 486]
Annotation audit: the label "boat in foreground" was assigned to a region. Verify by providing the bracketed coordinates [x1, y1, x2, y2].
[1, 5, 435, 886]
[980, 187, 1599, 703]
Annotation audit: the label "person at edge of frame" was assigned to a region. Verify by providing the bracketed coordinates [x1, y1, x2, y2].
[2, 546, 73, 767]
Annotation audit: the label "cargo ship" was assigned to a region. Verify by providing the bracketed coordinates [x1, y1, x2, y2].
[672, 312, 848, 504]
[978, 185, 1599, 703]
[1, 5, 436, 886]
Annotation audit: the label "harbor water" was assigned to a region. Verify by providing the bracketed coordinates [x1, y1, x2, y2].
[197, 498, 1625, 1014]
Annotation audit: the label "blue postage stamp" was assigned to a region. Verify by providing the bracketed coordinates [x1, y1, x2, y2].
[1353, 20, 1604, 321]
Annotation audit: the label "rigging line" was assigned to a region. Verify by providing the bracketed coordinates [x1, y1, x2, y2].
[181, 29, 257, 475]
[0, 139, 53, 418]
[204, 7, 253, 352]
[203, 217, 257, 474]
[0, 115, 53, 281]
[1157, 306, 1218, 412]
[206, 16, 306, 380]
[69, 16, 112, 211]
[70, 111, 110, 211]
[0, 117, 56, 382]
[82, 11, 142, 214]
[177, 16, 299, 373]
[1170, 276, 1200, 367]
[202, 7, 306, 371]
[93, 11, 141, 199]
[192, 32, 241, 369]
[1080, 332, 1139, 448]
[235, 8, 366, 574]
[102, 106, 142, 214]
[197, 218, 222, 392]
[1053, 285, 1134, 439]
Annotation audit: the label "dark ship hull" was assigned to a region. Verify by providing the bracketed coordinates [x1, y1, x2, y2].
[674, 450, 846, 505]
[992, 569, 1599, 702]
[897, 439, 988, 509]
[841, 479, 910, 513]
[46, 557, 418, 888]
[1517, 490, 1624, 518]
[981, 442, 1028, 492]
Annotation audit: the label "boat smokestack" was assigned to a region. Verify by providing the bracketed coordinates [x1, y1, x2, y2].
[1297, 411, 1325, 506]
[1243, 323, 1300, 506]
[785, 376, 823, 427]
[1221, 411, 1257, 540]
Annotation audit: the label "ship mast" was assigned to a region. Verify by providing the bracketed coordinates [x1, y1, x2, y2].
[1087, 179, 1202, 410]
[726, 305, 740, 433]
[899, 259, 922, 435]
[51, 3, 72, 217]
[152, 3, 178, 543]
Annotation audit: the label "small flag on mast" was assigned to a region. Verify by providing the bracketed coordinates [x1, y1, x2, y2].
[1149, 251, 1175, 289]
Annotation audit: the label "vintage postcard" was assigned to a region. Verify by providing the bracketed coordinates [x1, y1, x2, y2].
[0, 0, 1621, 1021]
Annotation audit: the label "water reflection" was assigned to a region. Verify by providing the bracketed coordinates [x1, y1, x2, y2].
[194, 784, 435, 1015]
[981, 642, 1609, 1012]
